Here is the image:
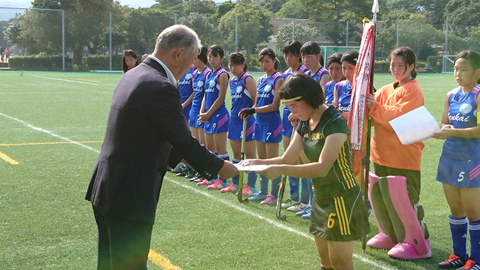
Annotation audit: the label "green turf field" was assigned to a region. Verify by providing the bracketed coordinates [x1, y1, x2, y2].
[0, 70, 461, 269]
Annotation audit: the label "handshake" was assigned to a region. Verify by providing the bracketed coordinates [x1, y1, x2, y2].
[239, 107, 256, 118]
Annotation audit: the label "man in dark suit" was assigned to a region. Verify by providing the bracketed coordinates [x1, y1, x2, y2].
[85, 25, 238, 270]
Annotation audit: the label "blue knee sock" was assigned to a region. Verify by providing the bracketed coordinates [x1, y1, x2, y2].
[300, 178, 311, 204]
[289, 176, 300, 201]
[231, 158, 240, 185]
[469, 220, 480, 261]
[270, 176, 281, 198]
[449, 215, 468, 259]
[218, 152, 230, 184]
[259, 174, 268, 194]
[247, 171, 257, 188]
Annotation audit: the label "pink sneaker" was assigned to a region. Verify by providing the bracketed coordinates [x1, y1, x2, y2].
[197, 179, 213, 186]
[221, 183, 238, 193]
[241, 185, 258, 196]
[260, 194, 276, 205]
[207, 179, 227, 190]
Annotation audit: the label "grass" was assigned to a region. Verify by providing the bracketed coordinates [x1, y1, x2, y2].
[0, 70, 460, 269]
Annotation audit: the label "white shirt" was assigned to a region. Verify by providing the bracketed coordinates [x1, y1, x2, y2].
[148, 55, 177, 85]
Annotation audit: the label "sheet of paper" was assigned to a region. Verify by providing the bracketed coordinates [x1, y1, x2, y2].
[389, 106, 441, 145]
[234, 164, 269, 172]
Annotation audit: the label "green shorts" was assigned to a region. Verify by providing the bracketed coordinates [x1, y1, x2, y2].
[309, 188, 370, 241]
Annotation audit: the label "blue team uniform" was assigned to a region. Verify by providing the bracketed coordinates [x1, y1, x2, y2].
[203, 67, 230, 134]
[178, 65, 195, 119]
[281, 65, 307, 137]
[336, 80, 352, 114]
[228, 73, 255, 142]
[324, 81, 336, 105]
[189, 66, 211, 128]
[305, 66, 329, 87]
[255, 71, 282, 143]
[437, 85, 480, 187]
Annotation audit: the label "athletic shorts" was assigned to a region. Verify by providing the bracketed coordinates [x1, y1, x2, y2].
[254, 123, 282, 143]
[281, 110, 293, 137]
[188, 109, 203, 128]
[204, 108, 229, 134]
[228, 117, 255, 142]
[374, 163, 421, 195]
[309, 189, 370, 241]
[437, 155, 480, 188]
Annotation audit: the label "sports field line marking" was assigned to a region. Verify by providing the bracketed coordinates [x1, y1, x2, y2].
[0, 112, 100, 154]
[0, 151, 19, 164]
[164, 176, 393, 270]
[31, 75, 99, 85]
[148, 249, 182, 270]
[0, 112, 391, 270]
[0, 141, 103, 146]
[79, 79, 101, 83]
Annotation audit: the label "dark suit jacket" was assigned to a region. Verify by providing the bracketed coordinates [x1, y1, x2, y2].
[85, 57, 224, 224]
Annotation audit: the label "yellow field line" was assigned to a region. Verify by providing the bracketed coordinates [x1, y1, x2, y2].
[0, 141, 102, 146]
[148, 249, 182, 270]
[78, 79, 101, 83]
[0, 151, 19, 164]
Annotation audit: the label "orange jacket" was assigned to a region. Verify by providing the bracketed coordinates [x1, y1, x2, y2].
[368, 80, 425, 170]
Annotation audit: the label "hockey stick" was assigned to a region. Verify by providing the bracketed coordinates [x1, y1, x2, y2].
[275, 174, 287, 220]
[276, 127, 297, 220]
[237, 118, 249, 203]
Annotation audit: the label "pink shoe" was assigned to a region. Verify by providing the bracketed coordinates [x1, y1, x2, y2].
[387, 240, 432, 260]
[220, 183, 238, 193]
[197, 179, 213, 186]
[367, 232, 396, 250]
[207, 179, 227, 190]
[260, 194, 276, 205]
[241, 185, 258, 196]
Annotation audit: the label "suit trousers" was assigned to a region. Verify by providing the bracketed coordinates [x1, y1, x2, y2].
[93, 206, 153, 270]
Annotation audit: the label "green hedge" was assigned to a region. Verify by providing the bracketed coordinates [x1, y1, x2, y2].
[83, 55, 123, 70]
[8, 55, 72, 70]
[8, 54, 124, 71]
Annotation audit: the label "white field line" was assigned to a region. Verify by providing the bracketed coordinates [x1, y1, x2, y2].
[165, 177, 393, 270]
[31, 75, 99, 85]
[0, 112, 392, 270]
[0, 112, 100, 153]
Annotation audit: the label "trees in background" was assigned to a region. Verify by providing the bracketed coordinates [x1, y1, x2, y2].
[218, 2, 272, 55]
[2, 0, 479, 66]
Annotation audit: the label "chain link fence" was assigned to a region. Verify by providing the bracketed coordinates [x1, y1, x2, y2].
[1, 7, 479, 72]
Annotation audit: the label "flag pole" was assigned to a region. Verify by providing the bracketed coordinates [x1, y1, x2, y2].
[362, 0, 378, 251]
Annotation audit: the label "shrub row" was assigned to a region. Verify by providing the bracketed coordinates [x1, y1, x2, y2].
[9, 55, 72, 70]
[8, 54, 124, 71]
[6, 54, 439, 73]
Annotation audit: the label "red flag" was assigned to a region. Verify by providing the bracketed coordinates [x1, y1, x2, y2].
[348, 20, 375, 177]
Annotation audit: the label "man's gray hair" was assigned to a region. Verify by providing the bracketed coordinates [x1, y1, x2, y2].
[155, 25, 202, 57]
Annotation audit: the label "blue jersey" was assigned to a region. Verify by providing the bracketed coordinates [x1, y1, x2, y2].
[443, 85, 480, 160]
[282, 65, 307, 115]
[256, 71, 282, 125]
[336, 80, 352, 114]
[230, 72, 254, 122]
[191, 66, 211, 113]
[324, 81, 336, 105]
[204, 67, 229, 112]
[305, 66, 329, 88]
[283, 64, 307, 80]
[178, 65, 194, 103]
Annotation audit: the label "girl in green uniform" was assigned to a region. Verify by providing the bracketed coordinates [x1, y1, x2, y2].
[243, 73, 369, 270]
